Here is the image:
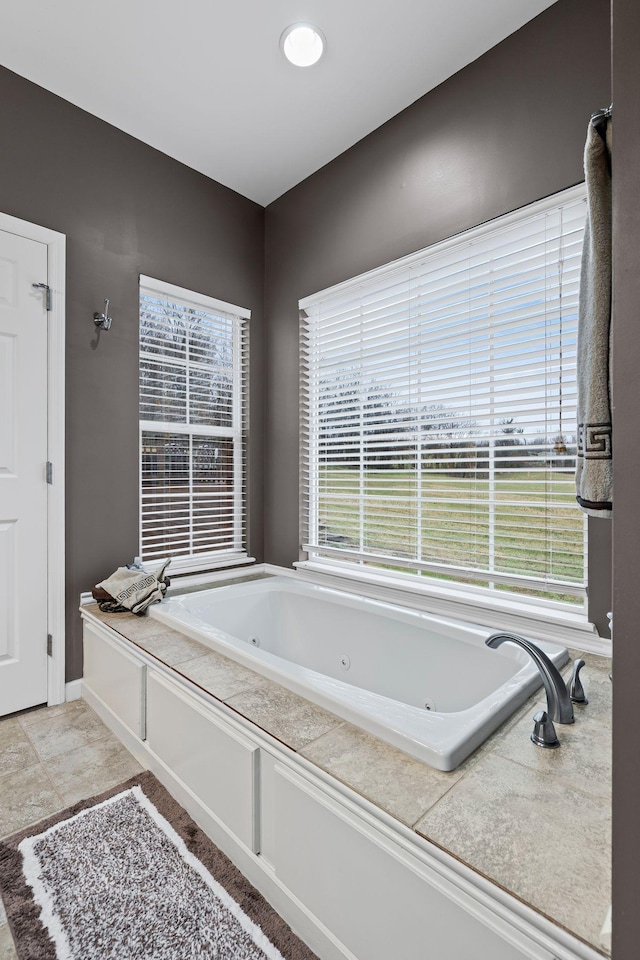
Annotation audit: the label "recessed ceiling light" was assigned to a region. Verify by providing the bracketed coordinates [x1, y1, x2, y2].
[280, 23, 326, 67]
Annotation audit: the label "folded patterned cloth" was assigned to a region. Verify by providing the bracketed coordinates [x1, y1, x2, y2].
[96, 559, 171, 616]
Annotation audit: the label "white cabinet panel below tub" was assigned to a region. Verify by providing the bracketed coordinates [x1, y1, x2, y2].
[273, 765, 552, 960]
[146, 671, 259, 852]
[83, 623, 146, 740]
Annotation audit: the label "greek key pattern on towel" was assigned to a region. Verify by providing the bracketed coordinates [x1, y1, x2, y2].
[115, 573, 157, 601]
[577, 423, 612, 460]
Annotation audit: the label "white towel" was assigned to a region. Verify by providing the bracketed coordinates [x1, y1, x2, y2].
[575, 117, 612, 517]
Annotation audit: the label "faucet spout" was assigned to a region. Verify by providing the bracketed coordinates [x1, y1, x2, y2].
[485, 632, 574, 724]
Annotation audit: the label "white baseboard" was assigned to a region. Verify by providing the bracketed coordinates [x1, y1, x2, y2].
[65, 678, 83, 701]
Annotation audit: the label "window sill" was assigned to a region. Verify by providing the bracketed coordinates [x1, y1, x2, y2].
[167, 556, 256, 588]
[293, 561, 610, 657]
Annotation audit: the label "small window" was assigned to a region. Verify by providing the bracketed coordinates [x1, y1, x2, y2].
[139, 276, 249, 574]
[300, 187, 587, 605]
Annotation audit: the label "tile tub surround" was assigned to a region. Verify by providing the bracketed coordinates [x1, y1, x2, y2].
[85, 602, 612, 956]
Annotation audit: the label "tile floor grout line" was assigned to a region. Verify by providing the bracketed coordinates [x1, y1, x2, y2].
[0, 758, 51, 789]
[1, 738, 68, 808]
[36, 755, 72, 807]
[0, 763, 65, 839]
[15, 699, 82, 733]
[0, 799, 71, 844]
[20, 699, 112, 763]
[19, 711, 115, 768]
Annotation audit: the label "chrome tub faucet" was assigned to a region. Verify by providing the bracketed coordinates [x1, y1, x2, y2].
[485, 632, 575, 748]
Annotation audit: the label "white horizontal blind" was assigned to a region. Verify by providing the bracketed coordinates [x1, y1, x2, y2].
[139, 277, 249, 573]
[300, 187, 587, 602]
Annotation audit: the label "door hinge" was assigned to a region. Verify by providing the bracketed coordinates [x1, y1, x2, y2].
[32, 282, 52, 311]
[46, 461, 53, 484]
[47, 634, 53, 657]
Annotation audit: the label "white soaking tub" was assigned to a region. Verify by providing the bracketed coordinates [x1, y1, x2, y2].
[149, 575, 568, 770]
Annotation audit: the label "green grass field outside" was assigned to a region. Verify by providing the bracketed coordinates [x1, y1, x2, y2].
[315, 467, 585, 603]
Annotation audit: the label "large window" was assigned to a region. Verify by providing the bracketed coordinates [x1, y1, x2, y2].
[139, 276, 249, 574]
[300, 187, 587, 604]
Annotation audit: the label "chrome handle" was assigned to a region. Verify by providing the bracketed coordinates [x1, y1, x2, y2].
[32, 282, 51, 310]
[531, 710, 560, 749]
[569, 659, 588, 704]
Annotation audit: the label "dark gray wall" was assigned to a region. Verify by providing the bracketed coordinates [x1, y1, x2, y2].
[611, 0, 640, 954]
[264, 0, 612, 633]
[0, 66, 265, 682]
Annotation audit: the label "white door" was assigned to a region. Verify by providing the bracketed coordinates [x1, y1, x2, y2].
[0, 229, 49, 715]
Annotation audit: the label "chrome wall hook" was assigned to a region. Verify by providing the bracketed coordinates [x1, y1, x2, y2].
[94, 298, 112, 331]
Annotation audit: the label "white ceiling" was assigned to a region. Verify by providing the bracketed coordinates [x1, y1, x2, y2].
[1, 0, 556, 206]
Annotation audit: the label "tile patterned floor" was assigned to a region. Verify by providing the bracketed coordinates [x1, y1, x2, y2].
[0, 700, 144, 957]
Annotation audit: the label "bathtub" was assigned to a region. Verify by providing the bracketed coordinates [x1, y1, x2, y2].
[149, 575, 568, 771]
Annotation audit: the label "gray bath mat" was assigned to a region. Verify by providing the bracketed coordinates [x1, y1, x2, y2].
[0, 771, 318, 960]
